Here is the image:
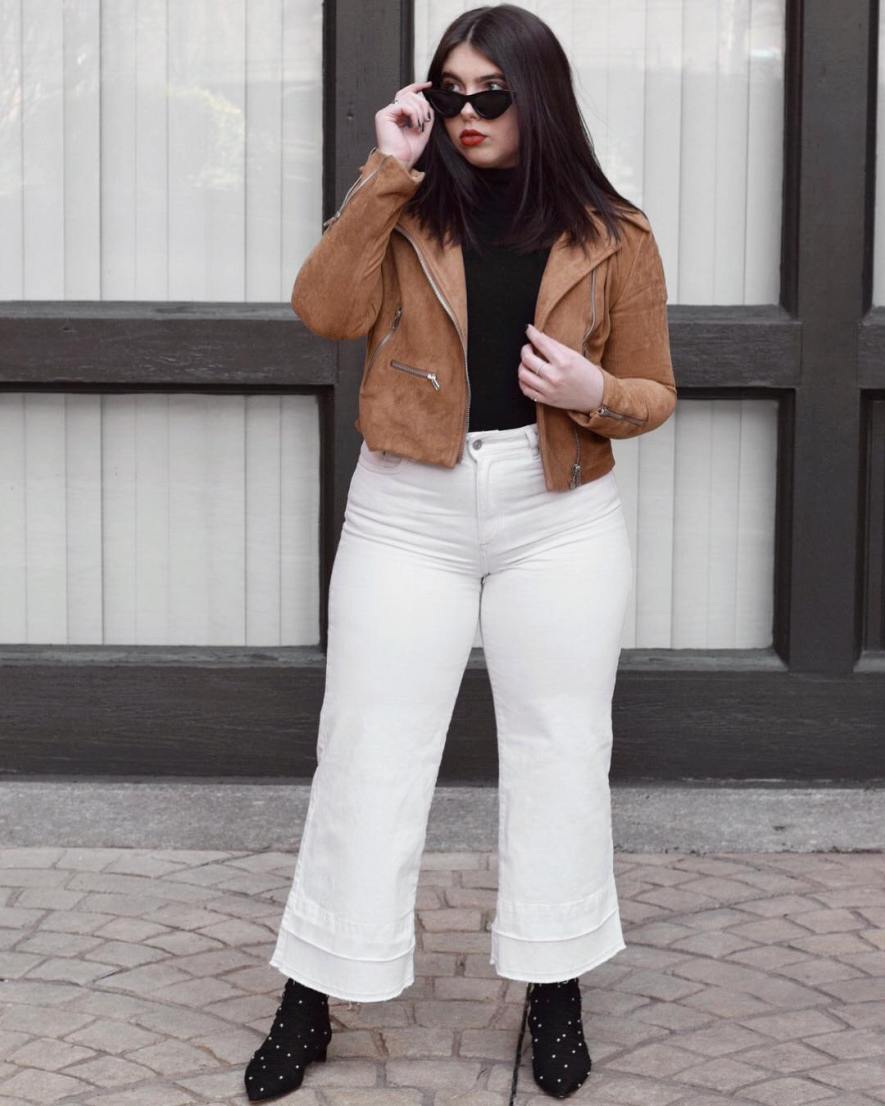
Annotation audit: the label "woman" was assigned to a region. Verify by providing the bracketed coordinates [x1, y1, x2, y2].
[245, 4, 676, 1101]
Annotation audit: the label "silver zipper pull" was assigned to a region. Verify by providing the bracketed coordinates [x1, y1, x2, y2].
[596, 404, 646, 425]
[391, 359, 442, 390]
[570, 462, 581, 489]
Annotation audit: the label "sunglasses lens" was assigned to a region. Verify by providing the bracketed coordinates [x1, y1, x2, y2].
[424, 88, 463, 118]
[474, 91, 512, 119]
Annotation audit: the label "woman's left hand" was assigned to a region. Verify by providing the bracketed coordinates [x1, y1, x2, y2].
[518, 322, 604, 412]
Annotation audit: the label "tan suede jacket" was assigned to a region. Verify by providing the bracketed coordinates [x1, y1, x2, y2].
[292, 146, 677, 492]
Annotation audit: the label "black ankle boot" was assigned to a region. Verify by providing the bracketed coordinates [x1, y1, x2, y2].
[244, 977, 332, 1101]
[526, 977, 592, 1099]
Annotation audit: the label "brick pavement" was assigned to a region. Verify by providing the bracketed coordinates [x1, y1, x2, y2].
[0, 847, 883, 1105]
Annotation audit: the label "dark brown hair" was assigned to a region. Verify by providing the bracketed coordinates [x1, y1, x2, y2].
[405, 3, 646, 258]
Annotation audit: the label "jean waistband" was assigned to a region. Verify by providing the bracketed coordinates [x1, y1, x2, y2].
[463, 422, 539, 451]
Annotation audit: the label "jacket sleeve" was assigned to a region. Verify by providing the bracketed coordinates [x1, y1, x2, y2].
[567, 226, 677, 438]
[291, 147, 426, 341]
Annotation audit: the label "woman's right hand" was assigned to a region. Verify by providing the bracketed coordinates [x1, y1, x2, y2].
[375, 81, 435, 171]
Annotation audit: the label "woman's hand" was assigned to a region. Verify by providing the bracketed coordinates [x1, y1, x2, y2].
[375, 81, 435, 171]
[518, 323, 605, 412]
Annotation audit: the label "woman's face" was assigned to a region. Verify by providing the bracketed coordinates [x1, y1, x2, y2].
[439, 43, 519, 169]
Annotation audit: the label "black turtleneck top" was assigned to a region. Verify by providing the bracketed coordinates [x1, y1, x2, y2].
[462, 165, 552, 431]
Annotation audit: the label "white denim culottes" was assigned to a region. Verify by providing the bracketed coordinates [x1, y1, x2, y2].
[269, 421, 632, 1001]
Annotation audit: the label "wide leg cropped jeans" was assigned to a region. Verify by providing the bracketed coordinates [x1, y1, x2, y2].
[269, 421, 633, 1001]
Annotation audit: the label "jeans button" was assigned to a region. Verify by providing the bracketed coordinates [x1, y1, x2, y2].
[472, 439, 483, 449]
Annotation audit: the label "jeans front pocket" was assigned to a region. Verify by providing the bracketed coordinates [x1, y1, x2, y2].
[358, 441, 405, 472]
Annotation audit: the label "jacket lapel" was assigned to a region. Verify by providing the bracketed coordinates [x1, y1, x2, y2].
[394, 204, 647, 346]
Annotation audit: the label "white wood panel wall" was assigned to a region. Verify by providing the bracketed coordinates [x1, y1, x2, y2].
[416, 1, 784, 648]
[0, 394, 320, 645]
[0, 0, 322, 300]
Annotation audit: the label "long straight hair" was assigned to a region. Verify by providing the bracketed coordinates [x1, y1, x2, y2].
[405, 4, 645, 258]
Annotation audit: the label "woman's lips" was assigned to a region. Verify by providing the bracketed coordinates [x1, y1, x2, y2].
[460, 133, 487, 146]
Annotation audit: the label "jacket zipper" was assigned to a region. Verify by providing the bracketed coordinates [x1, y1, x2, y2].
[570, 268, 599, 489]
[393, 225, 470, 463]
[366, 304, 403, 376]
[322, 148, 382, 229]
[594, 404, 646, 425]
[391, 359, 441, 390]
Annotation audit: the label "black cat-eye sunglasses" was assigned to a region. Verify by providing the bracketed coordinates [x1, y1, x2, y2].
[422, 86, 516, 120]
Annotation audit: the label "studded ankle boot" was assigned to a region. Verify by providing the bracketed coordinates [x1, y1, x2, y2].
[244, 977, 332, 1101]
[525, 977, 592, 1099]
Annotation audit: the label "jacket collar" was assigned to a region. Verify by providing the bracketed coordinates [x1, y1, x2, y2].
[393, 204, 650, 345]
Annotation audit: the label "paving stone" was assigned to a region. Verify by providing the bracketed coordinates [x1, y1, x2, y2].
[837, 1002, 885, 1028]
[815, 977, 885, 1003]
[738, 1040, 833, 1074]
[670, 930, 758, 958]
[65, 1052, 161, 1088]
[418, 909, 484, 933]
[6, 1038, 96, 1071]
[65, 1019, 160, 1054]
[319, 1093, 416, 1105]
[728, 946, 811, 970]
[17, 933, 104, 960]
[386, 1057, 482, 1091]
[613, 968, 705, 1002]
[0, 1065, 93, 1102]
[675, 1022, 771, 1057]
[432, 1092, 509, 1105]
[581, 1071, 688, 1103]
[433, 977, 504, 1001]
[604, 1041, 701, 1077]
[631, 1001, 716, 1031]
[26, 957, 119, 985]
[740, 1008, 845, 1040]
[16, 889, 89, 911]
[674, 1055, 768, 1092]
[806, 1028, 885, 1059]
[80, 1084, 205, 1104]
[810, 1058, 885, 1091]
[741, 1075, 838, 1103]
[380, 1027, 455, 1058]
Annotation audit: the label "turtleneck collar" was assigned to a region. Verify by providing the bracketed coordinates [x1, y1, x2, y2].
[474, 164, 518, 191]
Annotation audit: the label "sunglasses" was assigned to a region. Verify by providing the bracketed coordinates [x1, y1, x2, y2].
[423, 86, 516, 120]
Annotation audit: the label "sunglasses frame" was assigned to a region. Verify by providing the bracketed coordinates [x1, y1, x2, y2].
[423, 86, 517, 121]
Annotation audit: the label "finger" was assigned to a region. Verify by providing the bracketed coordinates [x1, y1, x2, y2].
[398, 99, 422, 130]
[521, 342, 552, 376]
[398, 93, 430, 130]
[525, 322, 563, 355]
[518, 362, 550, 396]
[404, 83, 434, 122]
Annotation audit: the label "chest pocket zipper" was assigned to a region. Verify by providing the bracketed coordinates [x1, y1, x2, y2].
[391, 359, 441, 391]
